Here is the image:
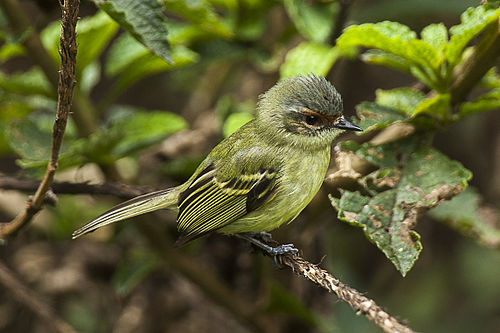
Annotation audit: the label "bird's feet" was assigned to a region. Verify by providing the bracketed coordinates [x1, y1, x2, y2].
[237, 232, 299, 266]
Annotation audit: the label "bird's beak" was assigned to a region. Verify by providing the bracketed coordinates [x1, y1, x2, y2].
[334, 116, 362, 131]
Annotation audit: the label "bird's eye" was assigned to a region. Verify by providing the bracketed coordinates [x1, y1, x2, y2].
[305, 115, 318, 126]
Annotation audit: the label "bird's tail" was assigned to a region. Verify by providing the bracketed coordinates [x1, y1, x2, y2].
[72, 187, 180, 239]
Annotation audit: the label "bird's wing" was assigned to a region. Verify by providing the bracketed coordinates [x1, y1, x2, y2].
[175, 162, 279, 246]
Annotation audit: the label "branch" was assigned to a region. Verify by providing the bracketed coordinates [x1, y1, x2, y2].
[275, 252, 416, 333]
[0, 0, 79, 239]
[0, 174, 154, 200]
[0, 260, 78, 333]
[450, 17, 500, 106]
[329, 0, 355, 45]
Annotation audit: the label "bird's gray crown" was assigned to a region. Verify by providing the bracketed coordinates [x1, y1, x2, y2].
[261, 74, 343, 116]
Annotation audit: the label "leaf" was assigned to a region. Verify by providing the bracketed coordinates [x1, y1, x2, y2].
[414, 93, 450, 119]
[222, 112, 253, 137]
[332, 139, 472, 275]
[446, 6, 500, 67]
[421, 23, 448, 53]
[337, 21, 439, 69]
[41, 11, 119, 77]
[79, 61, 101, 96]
[361, 50, 412, 74]
[94, 0, 171, 63]
[280, 42, 339, 78]
[429, 188, 500, 248]
[355, 101, 409, 132]
[84, 107, 187, 163]
[163, 0, 233, 38]
[459, 89, 500, 117]
[283, 0, 339, 43]
[5, 115, 82, 173]
[375, 88, 426, 116]
[112, 249, 160, 295]
[106, 31, 198, 78]
[0, 67, 54, 98]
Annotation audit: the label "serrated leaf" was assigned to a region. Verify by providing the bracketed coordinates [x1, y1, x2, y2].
[283, 0, 338, 43]
[338, 21, 439, 68]
[459, 89, 500, 117]
[280, 42, 339, 78]
[375, 88, 426, 116]
[446, 6, 500, 66]
[429, 188, 500, 248]
[163, 0, 233, 38]
[0, 67, 54, 98]
[95, 0, 171, 63]
[421, 23, 448, 53]
[332, 140, 472, 275]
[112, 249, 160, 296]
[355, 101, 409, 132]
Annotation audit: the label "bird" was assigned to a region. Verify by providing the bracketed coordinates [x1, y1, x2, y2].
[72, 74, 362, 255]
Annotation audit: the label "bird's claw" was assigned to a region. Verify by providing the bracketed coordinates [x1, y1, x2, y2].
[268, 243, 298, 256]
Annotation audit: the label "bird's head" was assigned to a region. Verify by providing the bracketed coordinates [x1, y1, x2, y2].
[256, 74, 361, 149]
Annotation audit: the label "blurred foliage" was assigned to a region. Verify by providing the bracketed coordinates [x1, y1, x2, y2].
[1, 0, 500, 333]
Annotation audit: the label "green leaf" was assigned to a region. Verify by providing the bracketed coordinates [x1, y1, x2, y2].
[429, 188, 500, 248]
[280, 42, 339, 78]
[459, 89, 500, 117]
[0, 67, 54, 98]
[74, 11, 119, 76]
[41, 11, 119, 77]
[375, 88, 426, 116]
[112, 249, 160, 295]
[94, 0, 171, 63]
[84, 107, 187, 163]
[0, 43, 25, 63]
[163, 0, 233, 38]
[223, 112, 253, 137]
[446, 6, 500, 67]
[105, 33, 198, 101]
[355, 101, 409, 132]
[79, 61, 101, 96]
[337, 21, 442, 87]
[5, 115, 82, 173]
[283, 0, 339, 43]
[414, 93, 450, 119]
[332, 139, 472, 275]
[361, 50, 411, 74]
[337, 21, 438, 68]
[421, 23, 448, 53]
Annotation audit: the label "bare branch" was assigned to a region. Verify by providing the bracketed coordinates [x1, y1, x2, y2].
[0, 174, 154, 200]
[0, 0, 80, 239]
[276, 252, 416, 333]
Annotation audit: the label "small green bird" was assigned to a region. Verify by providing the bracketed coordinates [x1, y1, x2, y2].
[72, 75, 361, 254]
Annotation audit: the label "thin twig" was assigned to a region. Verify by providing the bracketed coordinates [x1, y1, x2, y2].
[0, 260, 78, 333]
[329, 0, 355, 45]
[0, 0, 80, 239]
[276, 252, 416, 333]
[0, 174, 154, 200]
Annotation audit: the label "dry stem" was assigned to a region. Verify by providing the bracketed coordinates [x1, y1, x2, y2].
[0, 0, 80, 239]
